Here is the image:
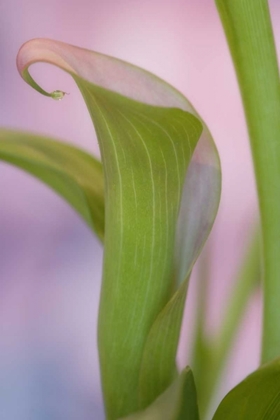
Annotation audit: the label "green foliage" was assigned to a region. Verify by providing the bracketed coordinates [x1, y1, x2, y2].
[0, 129, 104, 239]
[120, 367, 199, 420]
[16, 38, 221, 419]
[213, 358, 280, 419]
[86, 84, 202, 418]
[0, 0, 277, 417]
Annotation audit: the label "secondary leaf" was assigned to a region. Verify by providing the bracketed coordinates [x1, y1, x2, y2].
[212, 357, 280, 419]
[119, 367, 199, 420]
[0, 129, 104, 239]
[17, 39, 221, 419]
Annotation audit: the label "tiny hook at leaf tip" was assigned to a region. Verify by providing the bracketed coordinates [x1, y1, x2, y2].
[51, 90, 69, 101]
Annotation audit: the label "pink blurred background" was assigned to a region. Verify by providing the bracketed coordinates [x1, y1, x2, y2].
[0, 0, 279, 418]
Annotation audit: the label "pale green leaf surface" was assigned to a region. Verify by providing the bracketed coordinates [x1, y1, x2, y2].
[119, 367, 199, 420]
[213, 358, 280, 420]
[0, 129, 104, 239]
[17, 39, 221, 419]
[79, 82, 202, 419]
[139, 277, 189, 407]
[139, 134, 220, 407]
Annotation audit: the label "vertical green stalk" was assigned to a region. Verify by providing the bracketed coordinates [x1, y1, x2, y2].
[215, 0, 280, 363]
[192, 229, 260, 418]
[191, 244, 211, 399]
[203, 229, 260, 418]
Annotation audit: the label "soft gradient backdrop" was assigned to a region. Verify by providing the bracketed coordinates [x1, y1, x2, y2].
[0, 0, 279, 418]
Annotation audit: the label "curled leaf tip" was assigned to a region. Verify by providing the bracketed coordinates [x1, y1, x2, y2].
[51, 90, 68, 101]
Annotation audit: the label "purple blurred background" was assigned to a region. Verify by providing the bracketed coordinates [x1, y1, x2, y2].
[0, 0, 279, 418]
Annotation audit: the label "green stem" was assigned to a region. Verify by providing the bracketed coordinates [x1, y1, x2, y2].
[194, 230, 260, 419]
[205, 230, 260, 414]
[215, 0, 280, 363]
[213, 231, 260, 374]
[191, 243, 211, 403]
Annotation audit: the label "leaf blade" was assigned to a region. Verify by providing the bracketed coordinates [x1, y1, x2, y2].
[17, 39, 221, 418]
[213, 358, 280, 420]
[119, 367, 200, 420]
[86, 85, 202, 418]
[139, 113, 221, 409]
[0, 129, 104, 239]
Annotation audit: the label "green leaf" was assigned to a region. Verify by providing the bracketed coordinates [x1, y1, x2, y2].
[174, 129, 221, 287]
[119, 367, 200, 420]
[212, 358, 280, 419]
[139, 277, 190, 407]
[79, 81, 202, 419]
[139, 129, 221, 407]
[0, 129, 104, 239]
[17, 39, 221, 419]
[139, 104, 220, 409]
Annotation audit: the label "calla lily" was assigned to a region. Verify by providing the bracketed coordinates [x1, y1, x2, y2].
[12, 38, 221, 418]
